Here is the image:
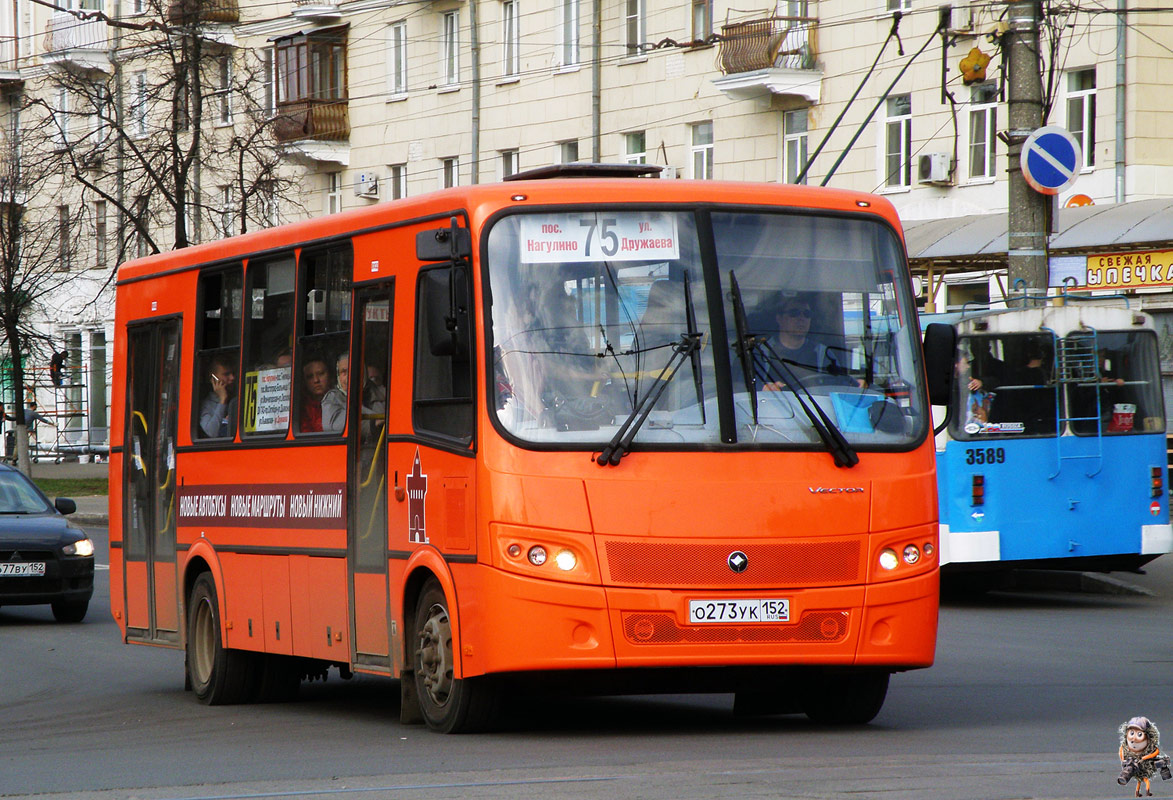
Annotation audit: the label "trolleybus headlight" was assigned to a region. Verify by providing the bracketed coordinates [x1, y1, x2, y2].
[878, 548, 899, 571]
[63, 537, 94, 557]
[554, 549, 577, 571]
[903, 544, 920, 565]
[527, 546, 548, 566]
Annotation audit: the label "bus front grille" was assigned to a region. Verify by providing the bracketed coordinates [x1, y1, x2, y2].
[621, 610, 850, 645]
[602, 539, 862, 587]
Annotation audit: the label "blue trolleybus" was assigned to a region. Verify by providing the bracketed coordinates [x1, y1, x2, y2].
[929, 303, 1172, 576]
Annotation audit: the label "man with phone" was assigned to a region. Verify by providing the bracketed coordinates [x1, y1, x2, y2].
[199, 354, 237, 439]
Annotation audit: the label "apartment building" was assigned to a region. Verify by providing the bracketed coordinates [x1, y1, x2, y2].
[4, 0, 1173, 446]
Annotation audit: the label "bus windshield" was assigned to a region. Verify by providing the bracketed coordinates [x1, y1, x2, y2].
[486, 208, 926, 450]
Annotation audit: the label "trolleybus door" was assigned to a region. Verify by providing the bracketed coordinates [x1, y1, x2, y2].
[123, 318, 182, 643]
[348, 286, 393, 670]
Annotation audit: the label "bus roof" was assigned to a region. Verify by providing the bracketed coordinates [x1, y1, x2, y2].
[116, 179, 903, 285]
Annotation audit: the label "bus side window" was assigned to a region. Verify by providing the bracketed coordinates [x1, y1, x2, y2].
[241, 256, 296, 437]
[294, 244, 353, 436]
[193, 267, 242, 441]
[414, 265, 473, 443]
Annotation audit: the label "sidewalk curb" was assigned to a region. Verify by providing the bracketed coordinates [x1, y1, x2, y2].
[71, 514, 109, 526]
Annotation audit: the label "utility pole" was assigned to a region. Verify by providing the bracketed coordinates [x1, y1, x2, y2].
[1004, 0, 1049, 303]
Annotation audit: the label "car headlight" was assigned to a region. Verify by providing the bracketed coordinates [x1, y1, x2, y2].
[63, 538, 94, 557]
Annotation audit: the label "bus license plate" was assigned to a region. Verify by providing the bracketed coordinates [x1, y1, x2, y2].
[688, 598, 789, 624]
[0, 562, 46, 577]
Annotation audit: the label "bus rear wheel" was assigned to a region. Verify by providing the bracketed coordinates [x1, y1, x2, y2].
[412, 579, 499, 733]
[187, 572, 254, 705]
[801, 670, 889, 725]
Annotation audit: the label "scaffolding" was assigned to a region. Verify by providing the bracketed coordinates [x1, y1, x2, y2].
[0, 352, 106, 463]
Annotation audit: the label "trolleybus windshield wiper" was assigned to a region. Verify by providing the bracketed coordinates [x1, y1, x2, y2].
[729, 271, 859, 469]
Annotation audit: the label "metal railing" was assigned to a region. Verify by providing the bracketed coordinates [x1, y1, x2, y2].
[274, 98, 350, 143]
[166, 0, 241, 24]
[718, 15, 816, 74]
[44, 12, 107, 54]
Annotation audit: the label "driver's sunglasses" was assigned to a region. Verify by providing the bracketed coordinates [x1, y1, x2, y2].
[784, 307, 812, 318]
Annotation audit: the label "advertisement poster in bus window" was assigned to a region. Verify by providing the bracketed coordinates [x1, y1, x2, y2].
[519, 212, 679, 264]
[241, 366, 291, 433]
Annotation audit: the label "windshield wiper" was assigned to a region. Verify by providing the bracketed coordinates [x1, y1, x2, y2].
[596, 331, 702, 466]
[683, 272, 707, 424]
[728, 271, 859, 469]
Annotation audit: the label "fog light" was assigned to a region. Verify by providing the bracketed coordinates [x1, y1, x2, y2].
[554, 550, 577, 571]
[879, 548, 898, 570]
[527, 546, 548, 566]
[507, 543, 522, 558]
[903, 544, 920, 565]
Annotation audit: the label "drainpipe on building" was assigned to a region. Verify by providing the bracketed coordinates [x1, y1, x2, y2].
[113, 0, 125, 266]
[470, 0, 480, 184]
[1115, 0, 1126, 203]
[591, 0, 601, 161]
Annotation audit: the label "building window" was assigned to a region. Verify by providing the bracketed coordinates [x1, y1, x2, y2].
[690, 121, 713, 180]
[442, 157, 459, 188]
[57, 205, 70, 270]
[884, 93, 912, 189]
[262, 48, 275, 117]
[691, 0, 711, 42]
[783, 109, 808, 184]
[559, 0, 579, 67]
[275, 29, 348, 104]
[53, 87, 70, 147]
[502, 1, 519, 77]
[968, 82, 998, 180]
[215, 54, 232, 125]
[325, 172, 342, 215]
[388, 21, 407, 95]
[94, 200, 106, 268]
[500, 149, 518, 180]
[558, 140, 579, 164]
[442, 11, 460, 86]
[886, 0, 910, 10]
[131, 71, 147, 137]
[260, 181, 279, 227]
[1067, 68, 1096, 170]
[624, 0, 644, 58]
[133, 195, 149, 258]
[390, 164, 407, 199]
[625, 131, 646, 164]
[220, 185, 234, 236]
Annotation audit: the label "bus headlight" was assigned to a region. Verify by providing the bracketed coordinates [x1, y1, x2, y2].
[903, 545, 920, 565]
[554, 549, 577, 571]
[878, 548, 899, 570]
[527, 546, 548, 566]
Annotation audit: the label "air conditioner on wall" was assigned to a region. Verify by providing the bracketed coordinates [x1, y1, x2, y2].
[355, 172, 379, 198]
[918, 153, 952, 185]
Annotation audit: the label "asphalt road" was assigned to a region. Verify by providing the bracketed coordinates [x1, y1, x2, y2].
[1, 525, 1171, 800]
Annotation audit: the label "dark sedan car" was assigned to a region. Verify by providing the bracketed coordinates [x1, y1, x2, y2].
[0, 465, 93, 622]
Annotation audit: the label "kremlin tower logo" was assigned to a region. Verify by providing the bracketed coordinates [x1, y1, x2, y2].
[407, 448, 428, 543]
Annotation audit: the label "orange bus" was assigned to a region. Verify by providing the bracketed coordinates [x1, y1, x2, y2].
[110, 165, 954, 732]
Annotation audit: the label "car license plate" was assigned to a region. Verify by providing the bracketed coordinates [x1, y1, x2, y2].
[688, 598, 790, 624]
[0, 562, 46, 577]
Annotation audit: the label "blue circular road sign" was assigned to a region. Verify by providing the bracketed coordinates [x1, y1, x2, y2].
[1021, 126, 1082, 196]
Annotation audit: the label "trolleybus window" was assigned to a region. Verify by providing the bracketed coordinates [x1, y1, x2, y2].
[241, 255, 295, 437]
[1068, 330, 1164, 435]
[950, 332, 1057, 439]
[294, 244, 352, 436]
[193, 266, 242, 441]
[711, 211, 925, 447]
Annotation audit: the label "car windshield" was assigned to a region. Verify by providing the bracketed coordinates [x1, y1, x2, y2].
[486, 207, 926, 450]
[0, 471, 53, 513]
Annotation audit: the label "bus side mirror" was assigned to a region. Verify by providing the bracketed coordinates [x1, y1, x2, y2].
[421, 267, 469, 358]
[416, 224, 472, 262]
[922, 322, 956, 406]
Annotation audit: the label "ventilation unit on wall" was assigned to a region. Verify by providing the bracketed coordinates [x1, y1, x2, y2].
[918, 153, 952, 185]
[355, 173, 379, 198]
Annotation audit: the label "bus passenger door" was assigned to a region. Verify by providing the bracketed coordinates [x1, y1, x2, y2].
[348, 286, 393, 671]
[123, 318, 182, 644]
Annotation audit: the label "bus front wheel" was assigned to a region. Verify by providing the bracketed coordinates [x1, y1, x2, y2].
[801, 670, 889, 725]
[187, 572, 254, 705]
[412, 579, 499, 733]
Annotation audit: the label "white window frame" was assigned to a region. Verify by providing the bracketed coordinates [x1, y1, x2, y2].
[53, 86, 70, 148]
[881, 93, 912, 190]
[502, 1, 519, 78]
[131, 71, 147, 138]
[691, 0, 711, 42]
[1066, 68, 1096, 171]
[558, 140, 579, 164]
[690, 121, 713, 180]
[558, 0, 579, 68]
[215, 54, 233, 125]
[389, 164, 407, 200]
[624, 0, 644, 59]
[442, 156, 459, 188]
[500, 149, 518, 180]
[262, 47, 276, 117]
[783, 109, 808, 184]
[625, 131, 646, 164]
[388, 20, 408, 96]
[325, 172, 342, 215]
[885, 0, 911, 11]
[441, 11, 460, 87]
[966, 82, 998, 181]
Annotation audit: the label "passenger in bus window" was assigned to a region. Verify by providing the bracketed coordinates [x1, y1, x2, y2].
[199, 353, 237, 439]
[320, 352, 348, 433]
[299, 354, 333, 432]
[362, 362, 387, 412]
[1099, 349, 1126, 386]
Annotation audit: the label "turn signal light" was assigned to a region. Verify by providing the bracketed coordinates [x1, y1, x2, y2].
[1152, 466, 1164, 499]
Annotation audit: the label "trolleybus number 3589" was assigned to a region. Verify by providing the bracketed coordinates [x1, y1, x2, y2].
[689, 599, 791, 623]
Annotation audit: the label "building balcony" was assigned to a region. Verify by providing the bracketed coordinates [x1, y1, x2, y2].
[274, 98, 349, 165]
[166, 0, 240, 25]
[712, 15, 820, 104]
[43, 12, 110, 73]
[0, 37, 21, 85]
[291, 0, 341, 22]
